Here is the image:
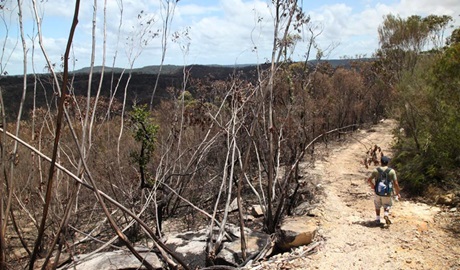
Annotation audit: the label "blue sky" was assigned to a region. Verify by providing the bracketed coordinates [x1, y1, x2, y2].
[1, 0, 459, 75]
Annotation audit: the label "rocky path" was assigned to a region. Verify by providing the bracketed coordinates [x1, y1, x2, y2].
[254, 119, 460, 270]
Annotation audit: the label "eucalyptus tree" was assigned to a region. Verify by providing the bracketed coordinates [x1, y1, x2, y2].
[393, 26, 460, 194]
[376, 14, 452, 151]
[376, 14, 452, 87]
[376, 14, 458, 195]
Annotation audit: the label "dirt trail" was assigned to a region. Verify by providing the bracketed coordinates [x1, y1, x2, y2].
[259, 119, 460, 269]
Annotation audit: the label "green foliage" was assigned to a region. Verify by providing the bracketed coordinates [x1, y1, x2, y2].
[447, 28, 460, 45]
[392, 149, 428, 195]
[178, 90, 194, 104]
[426, 41, 460, 172]
[392, 27, 460, 195]
[130, 104, 159, 180]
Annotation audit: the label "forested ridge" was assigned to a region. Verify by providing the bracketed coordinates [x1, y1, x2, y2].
[0, 1, 459, 269]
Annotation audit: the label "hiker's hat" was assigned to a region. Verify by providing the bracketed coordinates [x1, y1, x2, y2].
[381, 156, 390, 164]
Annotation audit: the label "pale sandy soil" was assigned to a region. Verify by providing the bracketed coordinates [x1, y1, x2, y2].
[253, 119, 460, 270]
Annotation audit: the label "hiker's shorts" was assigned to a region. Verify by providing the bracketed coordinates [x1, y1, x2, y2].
[374, 194, 392, 209]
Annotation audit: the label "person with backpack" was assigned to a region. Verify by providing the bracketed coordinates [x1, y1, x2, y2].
[367, 156, 401, 225]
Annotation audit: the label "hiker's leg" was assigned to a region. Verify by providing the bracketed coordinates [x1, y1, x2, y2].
[382, 197, 393, 224]
[384, 206, 390, 214]
[374, 195, 382, 221]
[382, 197, 393, 215]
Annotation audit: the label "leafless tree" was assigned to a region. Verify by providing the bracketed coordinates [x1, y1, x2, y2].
[0, 0, 389, 269]
[149, 0, 178, 110]
[0, 1, 29, 269]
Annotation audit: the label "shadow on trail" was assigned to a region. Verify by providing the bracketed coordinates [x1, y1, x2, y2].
[353, 220, 390, 230]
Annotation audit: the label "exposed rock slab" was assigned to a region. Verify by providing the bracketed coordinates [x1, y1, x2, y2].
[216, 231, 270, 266]
[59, 249, 164, 270]
[276, 216, 317, 251]
[165, 224, 270, 268]
[165, 229, 209, 269]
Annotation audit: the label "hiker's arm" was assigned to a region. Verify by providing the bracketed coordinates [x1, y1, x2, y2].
[367, 176, 375, 190]
[390, 170, 401, 198]
[393, 178, 401, 198]
[367, 170, 377, 190]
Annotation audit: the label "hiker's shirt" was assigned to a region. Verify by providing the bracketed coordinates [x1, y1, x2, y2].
[371, 166, 397, 194]
[371, 166, 397, 208]
[372, 166, 396, 181]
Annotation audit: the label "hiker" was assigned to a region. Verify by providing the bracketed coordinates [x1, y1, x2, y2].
[367, 156, 401, 225]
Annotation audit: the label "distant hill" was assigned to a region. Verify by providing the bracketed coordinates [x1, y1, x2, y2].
[72, 64, 261, 76]
[72, 65, 183, 75]
[308, 58, 375, 68]
[0, 64, 266, 121]
[71, 58, 375, 76]
[72, 63, 273, 82]
[0, 59, 375, 121]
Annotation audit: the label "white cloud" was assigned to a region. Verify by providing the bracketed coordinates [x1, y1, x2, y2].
[2, 0, 460, 75]
[171, 0, 275, 65]
[176, 3, 220, 18]
[397, 0, 460, 17]
[303, 0, 460, 59]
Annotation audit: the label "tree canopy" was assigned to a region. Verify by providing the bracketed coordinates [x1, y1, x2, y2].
[379, 13, 460, 194]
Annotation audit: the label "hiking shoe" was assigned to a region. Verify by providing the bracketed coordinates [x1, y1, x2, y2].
[384, 215, 392, 225]
[375, 219, 381, 226]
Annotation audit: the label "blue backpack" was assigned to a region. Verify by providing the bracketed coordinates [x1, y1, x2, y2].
[375, 167, 393, 196]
